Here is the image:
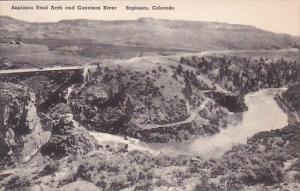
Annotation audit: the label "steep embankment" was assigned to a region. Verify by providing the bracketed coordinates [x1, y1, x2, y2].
[0, 83, 50, 167]
[68, 62, 232, 143]
[0, 81, 98, 170]
[280, 83, 300, 123]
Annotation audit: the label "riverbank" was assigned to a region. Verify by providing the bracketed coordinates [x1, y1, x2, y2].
[275, 90, 300, 125]
[87, 88, 289, 159]
[1, 52, 299, 190]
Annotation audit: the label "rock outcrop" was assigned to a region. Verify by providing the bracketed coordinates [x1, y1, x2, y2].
[0, 83, 50, 167]
[40, 115, 97, 159]
[70, 81, 134, 134]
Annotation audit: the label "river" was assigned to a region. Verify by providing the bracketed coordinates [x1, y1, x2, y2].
[89, 88, 288, 158]
[188, 88, 288, 158]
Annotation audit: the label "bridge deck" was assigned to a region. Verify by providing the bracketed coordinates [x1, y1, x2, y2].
[0, 66, 85, 74]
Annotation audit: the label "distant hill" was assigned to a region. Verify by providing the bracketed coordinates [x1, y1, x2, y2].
[1, 16, 300, 51]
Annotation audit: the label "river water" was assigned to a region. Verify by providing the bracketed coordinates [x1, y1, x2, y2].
[89, 88, 288, 158]
[188, 88, 288, 158]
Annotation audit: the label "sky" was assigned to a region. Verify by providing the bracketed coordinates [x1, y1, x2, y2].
[0, 0, 299, 36]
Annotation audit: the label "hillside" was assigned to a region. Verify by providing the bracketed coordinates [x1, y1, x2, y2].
[0, 52, 299, 190]
[1, 16, 300, 69]
[1, 16, 300, 52]
[1, 17, 300, 191]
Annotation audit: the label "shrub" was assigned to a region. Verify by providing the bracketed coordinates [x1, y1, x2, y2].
[5, 176, 30, 191]
[39, 161, 59, 176]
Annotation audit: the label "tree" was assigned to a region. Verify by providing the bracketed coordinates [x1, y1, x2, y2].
[176, 65, 183, 75]
[182, 79, 192, 100]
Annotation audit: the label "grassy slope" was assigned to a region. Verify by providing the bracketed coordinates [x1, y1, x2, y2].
[1, 16, 300, 52]
[1, 16, 300, 69]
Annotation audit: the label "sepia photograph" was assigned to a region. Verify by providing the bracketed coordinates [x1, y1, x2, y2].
[0, 0, 300, 190]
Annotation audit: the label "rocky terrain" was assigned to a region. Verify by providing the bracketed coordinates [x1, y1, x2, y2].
[0, 83, 50, 168]
[0, 116, 299, 191]
[66, 62, 236, 142]
[0, 52, 299, 190]
[0, 17, 300, 191]
[179, 55, 300, 94]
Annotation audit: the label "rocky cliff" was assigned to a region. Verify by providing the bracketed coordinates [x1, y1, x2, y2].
[0, 83, 50, 167]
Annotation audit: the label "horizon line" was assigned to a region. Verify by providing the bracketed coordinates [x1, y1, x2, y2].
[1, 15, 299, 38]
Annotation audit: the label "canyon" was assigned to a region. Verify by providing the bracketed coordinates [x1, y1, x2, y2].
[0, 17, 299, 191]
